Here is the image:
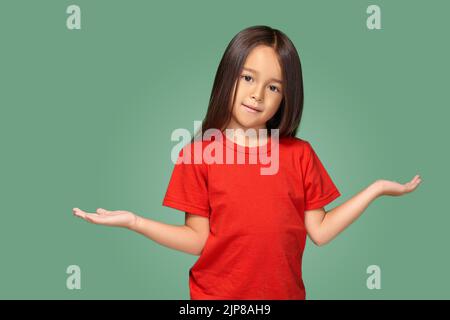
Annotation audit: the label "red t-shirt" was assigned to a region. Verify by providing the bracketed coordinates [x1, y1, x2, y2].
[162, 131, 341, 300]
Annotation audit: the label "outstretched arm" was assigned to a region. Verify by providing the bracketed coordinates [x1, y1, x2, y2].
[305, 174, 422, 246]
[72, 208, 209, 255]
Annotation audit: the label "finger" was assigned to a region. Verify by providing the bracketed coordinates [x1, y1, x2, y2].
[73, 207, 89, 219]
[404, 175, 420, 188]
[405, 178, 421, 192]
[84, 213, 103, 222]
[411, 175, 422, 186]
[83, 212, 112, 224]
[408, 175, 418, 184]
[73, 207, 95, 215]
[86, 214, 118, 226]
[73, 208, 101, 223]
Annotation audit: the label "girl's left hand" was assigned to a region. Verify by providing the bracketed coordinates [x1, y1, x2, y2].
[377, 174, 422, 197]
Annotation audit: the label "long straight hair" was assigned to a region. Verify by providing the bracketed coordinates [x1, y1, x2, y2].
[192, 25, 304, 142]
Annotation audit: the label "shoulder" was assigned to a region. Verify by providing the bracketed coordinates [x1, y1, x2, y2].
[280, 136, 312, 153]
[179, 138, 216, 156]
[176, 138, 216, 170]
[278, 136, 316, 169]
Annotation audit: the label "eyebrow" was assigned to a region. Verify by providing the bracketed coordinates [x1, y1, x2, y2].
[242, 67, 283, 84]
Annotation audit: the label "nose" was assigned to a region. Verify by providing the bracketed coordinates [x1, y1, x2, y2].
[251, 88, 263, 103]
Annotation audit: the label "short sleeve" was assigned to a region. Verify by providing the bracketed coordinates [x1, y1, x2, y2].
[301, 141, 341, 211]
[162, 143, 210, 218]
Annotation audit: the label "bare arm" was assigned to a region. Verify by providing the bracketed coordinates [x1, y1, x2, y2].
[305, 175, 422, 246]
[131, 215, 209, 255]
[73, 208, 210, 256]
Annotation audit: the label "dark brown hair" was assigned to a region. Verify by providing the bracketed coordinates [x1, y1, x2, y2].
[192, 25, 304, 142]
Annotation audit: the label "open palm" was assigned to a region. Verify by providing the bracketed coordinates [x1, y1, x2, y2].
[379, 174, 422, 196]
[73, 207, 137, 229]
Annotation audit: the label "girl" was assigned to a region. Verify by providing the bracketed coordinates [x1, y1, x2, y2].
[72, 25, 421, 300]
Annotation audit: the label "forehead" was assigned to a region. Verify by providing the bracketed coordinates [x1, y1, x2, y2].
[243, 45, 283, 80]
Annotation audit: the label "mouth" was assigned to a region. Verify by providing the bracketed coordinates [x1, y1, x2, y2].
[242, 104, 262, 113]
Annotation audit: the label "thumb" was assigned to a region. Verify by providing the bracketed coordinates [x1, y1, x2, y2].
[96, 208, 111, 215]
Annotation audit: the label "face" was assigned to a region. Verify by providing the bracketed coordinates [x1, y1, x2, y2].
[226, 45, 284, 135]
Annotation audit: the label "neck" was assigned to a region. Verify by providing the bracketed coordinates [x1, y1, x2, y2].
[223, 127, 269, 147]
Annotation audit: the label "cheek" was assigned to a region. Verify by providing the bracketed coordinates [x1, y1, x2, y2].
[234, 83, 246, 100]
[231, 81, 246, 103]
[264, 97, 283, 117]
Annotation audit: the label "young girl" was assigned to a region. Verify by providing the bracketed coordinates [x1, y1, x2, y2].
[72, 25, 421, 300]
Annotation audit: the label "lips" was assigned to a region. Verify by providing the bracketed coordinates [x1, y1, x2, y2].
[242, 104, 262, 112]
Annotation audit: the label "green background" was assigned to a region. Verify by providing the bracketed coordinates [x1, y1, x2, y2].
[0, 0, 448, 299]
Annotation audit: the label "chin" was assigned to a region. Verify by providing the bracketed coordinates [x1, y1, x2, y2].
[234, 118, 265, 131]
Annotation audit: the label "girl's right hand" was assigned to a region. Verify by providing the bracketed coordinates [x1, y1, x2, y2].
[72, 207, 138, 229]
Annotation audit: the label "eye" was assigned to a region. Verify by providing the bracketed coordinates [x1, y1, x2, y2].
[241, 75, 253, 82]
[269, 85, 280, 93]
[241, 75, 281, 93]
